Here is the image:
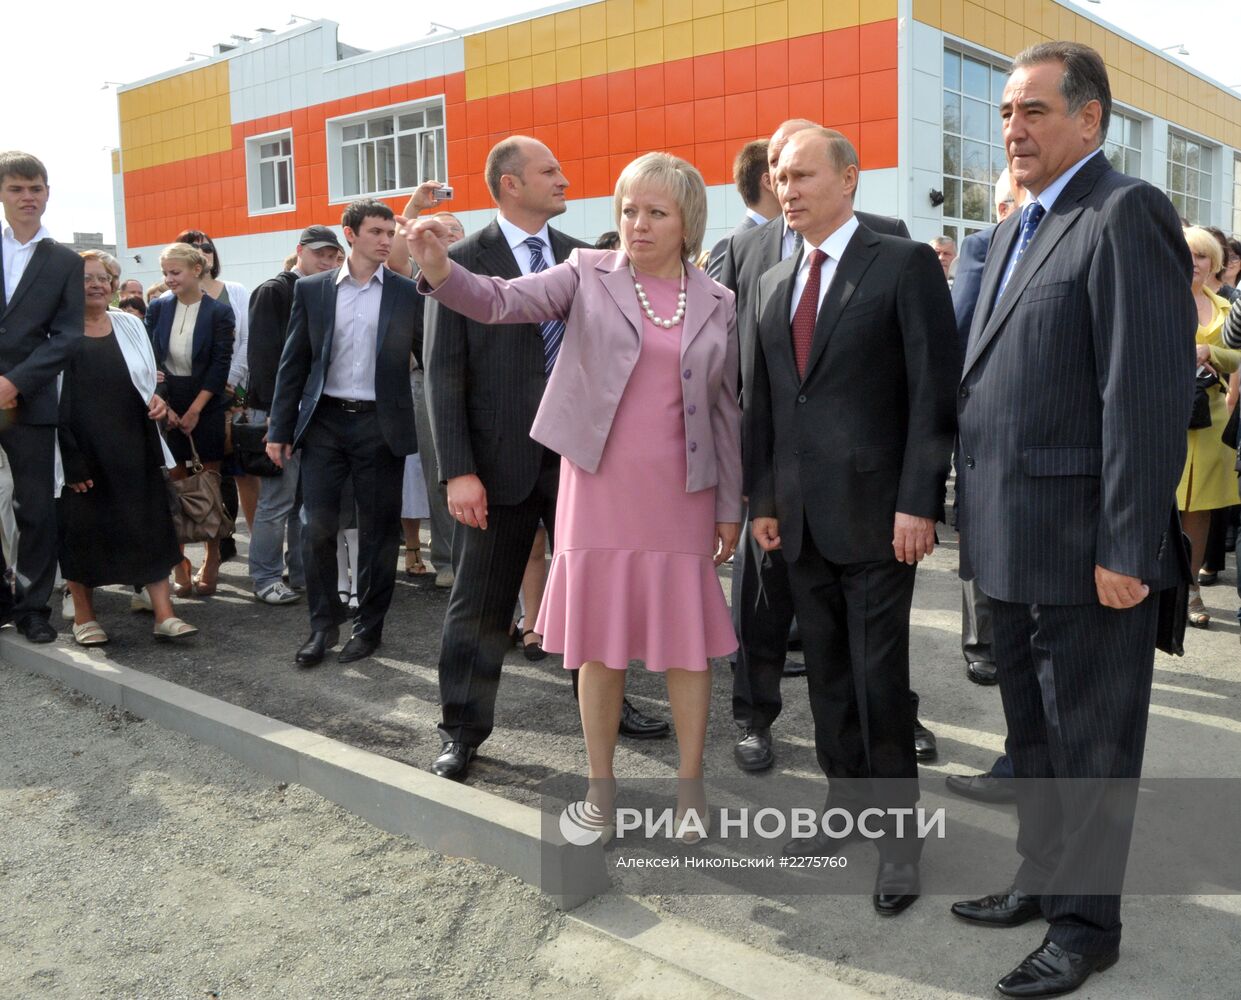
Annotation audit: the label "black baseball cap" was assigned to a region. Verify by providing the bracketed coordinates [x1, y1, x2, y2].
[299, 225, 343, 251]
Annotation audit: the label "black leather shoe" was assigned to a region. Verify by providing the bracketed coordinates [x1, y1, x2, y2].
[967, 660, 998, 685]
[913, 719, 938, 761]
[782, 825, 867, 858]
[873, 861, 920, 916]
[295, 627, 339, 667]
[1197, 569, 1219, 587]
[431, 741, 475, 781]
[17, 616, 57, 643]
[996, 939, 1118, 997]
[338, 632, 381, 664]
[951, 887, 1042, 926]
[619, 699, 670, 739]
[734, 727, 775, 771]
[782, 660, 806, 677]
[945, 772, 1016, 804]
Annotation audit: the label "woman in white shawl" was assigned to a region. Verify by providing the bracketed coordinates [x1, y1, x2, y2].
[58, 251, 197, 644]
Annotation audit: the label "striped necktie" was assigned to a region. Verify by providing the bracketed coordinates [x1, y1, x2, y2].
[997, 201, 1046, 298]
[523, 236, 565, 376]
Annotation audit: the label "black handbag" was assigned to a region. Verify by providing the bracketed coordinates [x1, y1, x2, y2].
[1188, 368, 1221, 430]
[231, 412, 282, 477]
[1222, 402, 1239, 451]
[1155, 509, 1192, 658]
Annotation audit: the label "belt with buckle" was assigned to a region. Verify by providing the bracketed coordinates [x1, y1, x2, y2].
[322, 395, 377, 412]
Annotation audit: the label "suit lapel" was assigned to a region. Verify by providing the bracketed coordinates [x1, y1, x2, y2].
[477, 221, 522, 280]
[2, 240, 51, 318]
[800, 227, 879, 383]
[155, 296, 174, 360]
[320, 270, 340, 364]
[191, 295, 214, 362]
[600, 255, 643, 343]
[680, 263, 725, 361]
[548, 226, 577, 265]
[376, 277, 396, 355]
[758, 254, 800, 382]
[761, 218, 783, 272]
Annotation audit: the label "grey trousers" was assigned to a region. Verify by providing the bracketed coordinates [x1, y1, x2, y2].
[411, 368, 453, 568]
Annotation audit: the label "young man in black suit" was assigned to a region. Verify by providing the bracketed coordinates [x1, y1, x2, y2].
[746, 127, 958, 916]
[952, 44, 1194, 997]
[266, 200, 422, 666]
[424, 136, 667, 782]
[0, 151, 84, 641]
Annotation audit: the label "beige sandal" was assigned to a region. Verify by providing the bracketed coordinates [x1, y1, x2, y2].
[153, 617, 198, 641]
[72, 620, 108, 646]
[1187, 590, 1210, 629]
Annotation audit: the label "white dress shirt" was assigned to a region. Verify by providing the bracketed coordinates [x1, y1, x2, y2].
[744, 208, 770, 227]
[2, 222, 51, 301]
[780, 222, 800, 262]
[497, 213, 552, 275]
[166, 299, 200, 377]
[788, 215, 861, 323]
[323, 262, 383, 401]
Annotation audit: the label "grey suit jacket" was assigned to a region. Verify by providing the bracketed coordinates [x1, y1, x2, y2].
[424, 219, 588, 506]
[0, 238, 84, 426]
[956, 152, 1196, 605]
[951, 228, 992, 354]
[706, 215, 762, 281]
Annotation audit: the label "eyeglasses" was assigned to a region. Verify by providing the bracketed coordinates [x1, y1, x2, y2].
[83, 274, 114, 286]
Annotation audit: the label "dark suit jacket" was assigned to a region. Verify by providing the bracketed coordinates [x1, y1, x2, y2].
[717, 211, 910, 404]
[424, 220, 588, 505]
[245, 269, 298, 411]
[267, 267, 420, 456]
[951, 228, 991, 353]
[0, 238, 84, 426]
[706, 214, 763, 280]
[146, 292, 235, 396]
[956, 152, 1196, 605]
[745, 224, 958, 564]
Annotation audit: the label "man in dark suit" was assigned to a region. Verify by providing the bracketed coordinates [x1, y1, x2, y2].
[746, 126, 958, 915]
[267, 199, 422, 667]
[715, 119, 933, 774]
[0, 151, 84, 641]
[951, 43, 1194, 997]
[425, 136, 667, 782]
[705, 140, 780, 280]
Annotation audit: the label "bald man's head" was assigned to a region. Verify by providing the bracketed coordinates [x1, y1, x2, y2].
[768, 118, 819, 174]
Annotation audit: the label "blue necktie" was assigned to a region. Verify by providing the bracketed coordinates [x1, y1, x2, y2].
[997, 201, 1046, 298]
[523, 237, 565, 376]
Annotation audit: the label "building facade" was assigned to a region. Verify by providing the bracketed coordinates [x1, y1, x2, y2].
[111, 0, 1241, 293]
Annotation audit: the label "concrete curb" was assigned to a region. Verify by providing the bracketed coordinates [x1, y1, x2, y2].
[0, 634, 608, 909]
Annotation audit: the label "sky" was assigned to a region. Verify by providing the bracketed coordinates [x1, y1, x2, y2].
[14, 0, 1236, 243]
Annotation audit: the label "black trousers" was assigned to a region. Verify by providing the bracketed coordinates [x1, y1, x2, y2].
[990, 595, 1158, 956]
[786, 527, 921, 862]
[437, 449, 559, 747]
[961, 576, 994, 664]
[299, 406, 404, 637]
[0, 423, 56, 622]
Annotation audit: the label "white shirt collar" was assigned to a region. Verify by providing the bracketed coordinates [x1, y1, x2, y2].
[1026, 149, 1104, 214]
[744, 208, 769, 226]
[802, 214, 860, 266]
[2, 222, 51, 246]
[336, 260, 384, 286]
[497, 213, 551, 253]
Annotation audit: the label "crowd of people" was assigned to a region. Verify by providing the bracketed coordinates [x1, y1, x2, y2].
[2, 35, 1237, 1000]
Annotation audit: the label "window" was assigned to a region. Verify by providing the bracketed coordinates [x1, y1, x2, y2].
[941, 48, 1008, 247]
[245, 130, 295, 214]
[1233, 154, 1241, 235]
[1166, 131, 1211, 225]
[1104, 111, 1142, 178]
[329, 98, 447, 201]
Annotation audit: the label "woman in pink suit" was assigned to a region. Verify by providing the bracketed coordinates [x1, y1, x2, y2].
[406, 153, 741, 837]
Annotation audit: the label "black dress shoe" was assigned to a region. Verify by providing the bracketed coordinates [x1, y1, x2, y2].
[782, 825, 867, 858]
[734, 727, 775, 771]
[338, 632, 381, 664]
[431, 741, 476, 781]
[913, 719, 938, 761]
[873, 861, 920, 916]
[1197, 569, 1220, 587]
[945, 772, 1017, 804]
[782, 660, 806, 677]
[967, 660, 998, 685]
[996, 939, 1118, 997]
[619, 699, 670, 739]
[951, 887, 1042, 926]
[295, 626, 339, 667]
[17, 616, 57, 643]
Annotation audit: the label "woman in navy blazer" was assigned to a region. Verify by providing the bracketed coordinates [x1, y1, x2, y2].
[145, 242, 235, 595]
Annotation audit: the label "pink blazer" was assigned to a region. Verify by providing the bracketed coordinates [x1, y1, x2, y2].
[422, 248, 742, 522]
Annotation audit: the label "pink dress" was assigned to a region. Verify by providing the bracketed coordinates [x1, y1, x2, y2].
[535, 274, 738, 672]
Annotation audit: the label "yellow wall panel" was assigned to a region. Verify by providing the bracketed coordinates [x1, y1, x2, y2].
[941, 0, 964, 37]
[508, 56, 533, 92]
[485, 28, 508, 65]
[664, 20, 694, 59]
[984, 9, 1005, 51]
[486, 62, 509, 97]
[963, 1, 984, 42]
[1117, 39, 1131, 75]
[825, 0, 859, 31]
[633, 27, 665, 66]
[724, 0, 755, 10]
[693, 14, 724, 54]
[556, 44, 582, 82]
[607, 32, 637, 69]
[789, 0, 822, 36]
[465, 66, 487, 101]
[913, 0, 940, 27]
[581, 2, 609, 41]
[111, 150, 120, 174]
[607, 0, 636, 36]
[556, 9, 582, 48]
[508, 21, 532, 60]
[633, 0, 662, 31]
[464, 32, 488, 69]
[724, 8, 756, 48]
[860, 0, 896, 23]
[531, 50, 557, 87]
[665, 0, 694, 25]
[693, 0, 723, 15]
[1005, 17, 1024, 57]
[580, 39, 607, 74]
[755, 1, 787, 44]
[531, 16, 557, 55]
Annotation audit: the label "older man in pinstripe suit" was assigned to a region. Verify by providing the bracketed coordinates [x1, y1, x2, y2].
[951, 43, 1195, 998]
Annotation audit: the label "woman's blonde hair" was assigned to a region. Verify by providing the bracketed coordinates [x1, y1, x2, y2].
[79, 249, 120, 290]
[613, 152, 708, 261]
[1184, 226, 1223, 275]
[159, 241, 208, 274]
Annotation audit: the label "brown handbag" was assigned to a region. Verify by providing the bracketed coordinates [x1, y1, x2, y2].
[167, 432, 235, 544]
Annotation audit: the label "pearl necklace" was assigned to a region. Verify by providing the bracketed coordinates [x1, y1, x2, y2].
[630, 262, 688, 329]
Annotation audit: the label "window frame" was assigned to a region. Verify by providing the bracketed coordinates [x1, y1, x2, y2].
[1166, 129, 1214, 226]
[1103, 109, 1144, 180]
[244, 128, 296, 216]
[940, 45, 1010, 242]
[326, 97, 448, 205]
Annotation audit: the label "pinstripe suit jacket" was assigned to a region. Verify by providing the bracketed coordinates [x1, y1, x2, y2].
[424, 220, 587, 506]
[956, 152, 1196, 605]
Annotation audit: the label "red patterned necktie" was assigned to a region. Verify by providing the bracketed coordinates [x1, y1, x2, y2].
[791, 248, 827, 379]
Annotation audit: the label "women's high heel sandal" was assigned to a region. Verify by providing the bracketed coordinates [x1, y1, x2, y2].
[522, 629, 547, 661]
[1187, 591, 1210, 629]
[173, 560, 195, 598]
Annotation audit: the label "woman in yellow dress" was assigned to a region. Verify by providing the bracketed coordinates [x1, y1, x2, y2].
[1178, 227, 1240, 628]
